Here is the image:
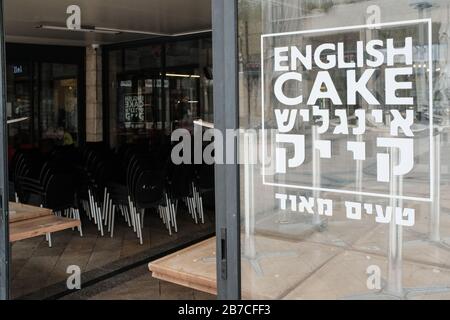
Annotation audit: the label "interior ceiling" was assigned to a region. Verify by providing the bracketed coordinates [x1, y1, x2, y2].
[4, 0, 212, 46]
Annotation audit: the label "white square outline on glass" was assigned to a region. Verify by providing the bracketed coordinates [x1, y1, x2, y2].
[260, 19, 433, 203]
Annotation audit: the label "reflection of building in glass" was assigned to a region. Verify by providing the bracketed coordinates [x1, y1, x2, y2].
[239, 0, 450, 300]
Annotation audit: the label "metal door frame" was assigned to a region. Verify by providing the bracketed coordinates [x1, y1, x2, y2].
[212, 0, 241, 300]
[0, 0, 10, 301]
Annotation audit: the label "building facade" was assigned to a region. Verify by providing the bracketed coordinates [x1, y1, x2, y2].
[2, 0, 450, 300]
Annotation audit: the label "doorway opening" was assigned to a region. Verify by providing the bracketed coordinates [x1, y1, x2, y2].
[4, 0, 216, 300]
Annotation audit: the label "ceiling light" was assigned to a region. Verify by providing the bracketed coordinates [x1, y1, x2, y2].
[7, 117, 29, 125]
[96, 27, 212, 37]
[37, 24, 211, 37]
[95, 27, 166, 36]
[170, 29, 212, 37]
[166, 73, 201, 78]
[37, 25, 121, 35]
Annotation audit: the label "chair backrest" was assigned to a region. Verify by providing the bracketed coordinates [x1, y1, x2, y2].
[43, 174, 76, 210]
[169, 164, 195, 198]
[134, 170, 165, 206]
[195, 163, 215, 190]
[9, 149, 25, 179]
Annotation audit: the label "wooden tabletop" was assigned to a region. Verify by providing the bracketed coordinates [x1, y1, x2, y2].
[9, 202, 53, 223]
[149, 235, 345, 299]
[8, 202, 80, 243]
[9, 215, 81, 242]
[149, 237, 217, 295]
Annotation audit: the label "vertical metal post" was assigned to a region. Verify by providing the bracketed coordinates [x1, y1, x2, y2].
[312, 126, 321, 225]
[213, 0, 241, 300]
[430, 131, 441, 241]
[0, 0, 9, 300]
[386, 147, 403, 296]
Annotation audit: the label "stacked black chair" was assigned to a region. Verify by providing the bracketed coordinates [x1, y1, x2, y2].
[102, 142, 179, 243]
[76, 145, 116, 236]
[192, 163, 214, 223]
[77, 144, 150, 240]
[12, 147, 83, 246]
[11, 149, 45, 203]
[168, 162, 199, 223]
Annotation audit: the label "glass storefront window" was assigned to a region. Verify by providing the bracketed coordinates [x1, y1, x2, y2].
[115, 73, 165, 145]
[166, 40, 200, 67]
[106, 37, 213, 149]
[168, 75, 199, 133]
[40, 63, 78, 148]
[238, 0, 450, 299]
[5, 44, 83, 154]
[6, 62, 33, 151]
[124, 45, 162, 71]
[107, 49, 123, 148]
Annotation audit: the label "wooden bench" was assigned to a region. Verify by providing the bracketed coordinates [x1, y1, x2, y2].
[9, 202, 81, 245]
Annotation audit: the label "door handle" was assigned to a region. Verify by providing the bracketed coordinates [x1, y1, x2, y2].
[220, 227, 227, 280]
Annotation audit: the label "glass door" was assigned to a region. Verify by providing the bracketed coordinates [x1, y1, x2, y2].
[238, 0, 450, 299]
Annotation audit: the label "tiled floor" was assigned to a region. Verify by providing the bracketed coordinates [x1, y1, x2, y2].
[11, 207, 214, 299]
[237, 190, 450, 298]
[146, 231, 450, 299]
[220, 133, 450, 299]
[61, 266, 215, 300]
